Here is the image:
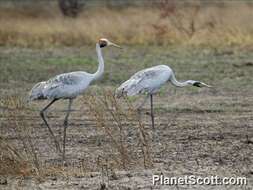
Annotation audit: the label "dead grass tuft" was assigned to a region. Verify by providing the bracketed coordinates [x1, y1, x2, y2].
[0, 138, 30, 176]
[0, 95, 41, 176]
[85, 89, 153, 170]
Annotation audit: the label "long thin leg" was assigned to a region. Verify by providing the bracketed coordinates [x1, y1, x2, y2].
[40, 99, 61, 152]
[62, 99, 73, 161]
[150, 94, 155, 130]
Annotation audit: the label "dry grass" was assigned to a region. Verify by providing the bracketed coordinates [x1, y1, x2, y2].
[0, 95, 40, 177]
[85, 89, 153, 170]
[0, 2, 253, 47]
[0, 94, 87, 178]
[0, 90, 153, 180]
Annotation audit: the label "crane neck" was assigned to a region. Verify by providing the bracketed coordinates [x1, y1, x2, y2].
[92, 43, 104, 81]
[170, 71, 190, 87]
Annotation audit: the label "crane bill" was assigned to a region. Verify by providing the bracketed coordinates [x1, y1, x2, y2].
[109, 42, 122, 49]
[200, 82, 212, 88]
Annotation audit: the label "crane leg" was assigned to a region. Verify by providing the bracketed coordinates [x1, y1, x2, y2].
[150, 94, 155, 130]
[62, 99, 73, 161]
[40, 99, 62, 153]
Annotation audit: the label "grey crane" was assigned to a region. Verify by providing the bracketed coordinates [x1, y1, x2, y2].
[29, 38, 121, 160]
[116, 65, 211, 129]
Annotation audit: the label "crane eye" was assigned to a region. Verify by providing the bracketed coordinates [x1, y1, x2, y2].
[99, 40, 107, 48]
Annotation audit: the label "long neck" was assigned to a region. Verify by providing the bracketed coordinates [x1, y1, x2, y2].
[92, 43, 104, 81]
[169, 71, 190, 87]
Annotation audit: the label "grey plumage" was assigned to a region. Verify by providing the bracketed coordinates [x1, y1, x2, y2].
[116, 64, 211, 130]
[29, 71, 93, 101]
[28, 39, 121, 160]
[116, 65, 170, 97]
[116, 65, 211, 97]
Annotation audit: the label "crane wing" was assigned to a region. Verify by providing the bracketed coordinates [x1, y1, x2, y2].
[116, 66, 170, 97]
[29, 72, 88, 100]
[46, 72, 81, 89]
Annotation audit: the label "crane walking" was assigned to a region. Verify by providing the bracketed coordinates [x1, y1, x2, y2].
[29, 38, 121, 160]
[116, 65, 211, 129]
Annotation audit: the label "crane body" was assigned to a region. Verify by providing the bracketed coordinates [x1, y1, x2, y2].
[30, 71, 94, 100]
[116, 65, 211, 129]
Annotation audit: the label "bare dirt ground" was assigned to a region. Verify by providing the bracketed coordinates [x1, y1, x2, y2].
[0, 46, 252, 189]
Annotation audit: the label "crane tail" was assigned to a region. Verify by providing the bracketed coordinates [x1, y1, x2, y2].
[116, 79, 144, 98]
[28, 81, 47, 101]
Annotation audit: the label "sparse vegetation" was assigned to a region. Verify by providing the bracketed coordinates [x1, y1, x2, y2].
[0, 0, 252, 189]
[86, 89, 153, 170]
[0, 95, 39, 177]
[0, 45, 252, 188]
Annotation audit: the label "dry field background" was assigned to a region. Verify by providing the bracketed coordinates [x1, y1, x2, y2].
[0, 1, 253, 47]
[0, 1, 253, 189]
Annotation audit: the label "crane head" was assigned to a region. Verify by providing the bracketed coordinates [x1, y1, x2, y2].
[98, 38, 121, 49]
[189, 80, 212, 88]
